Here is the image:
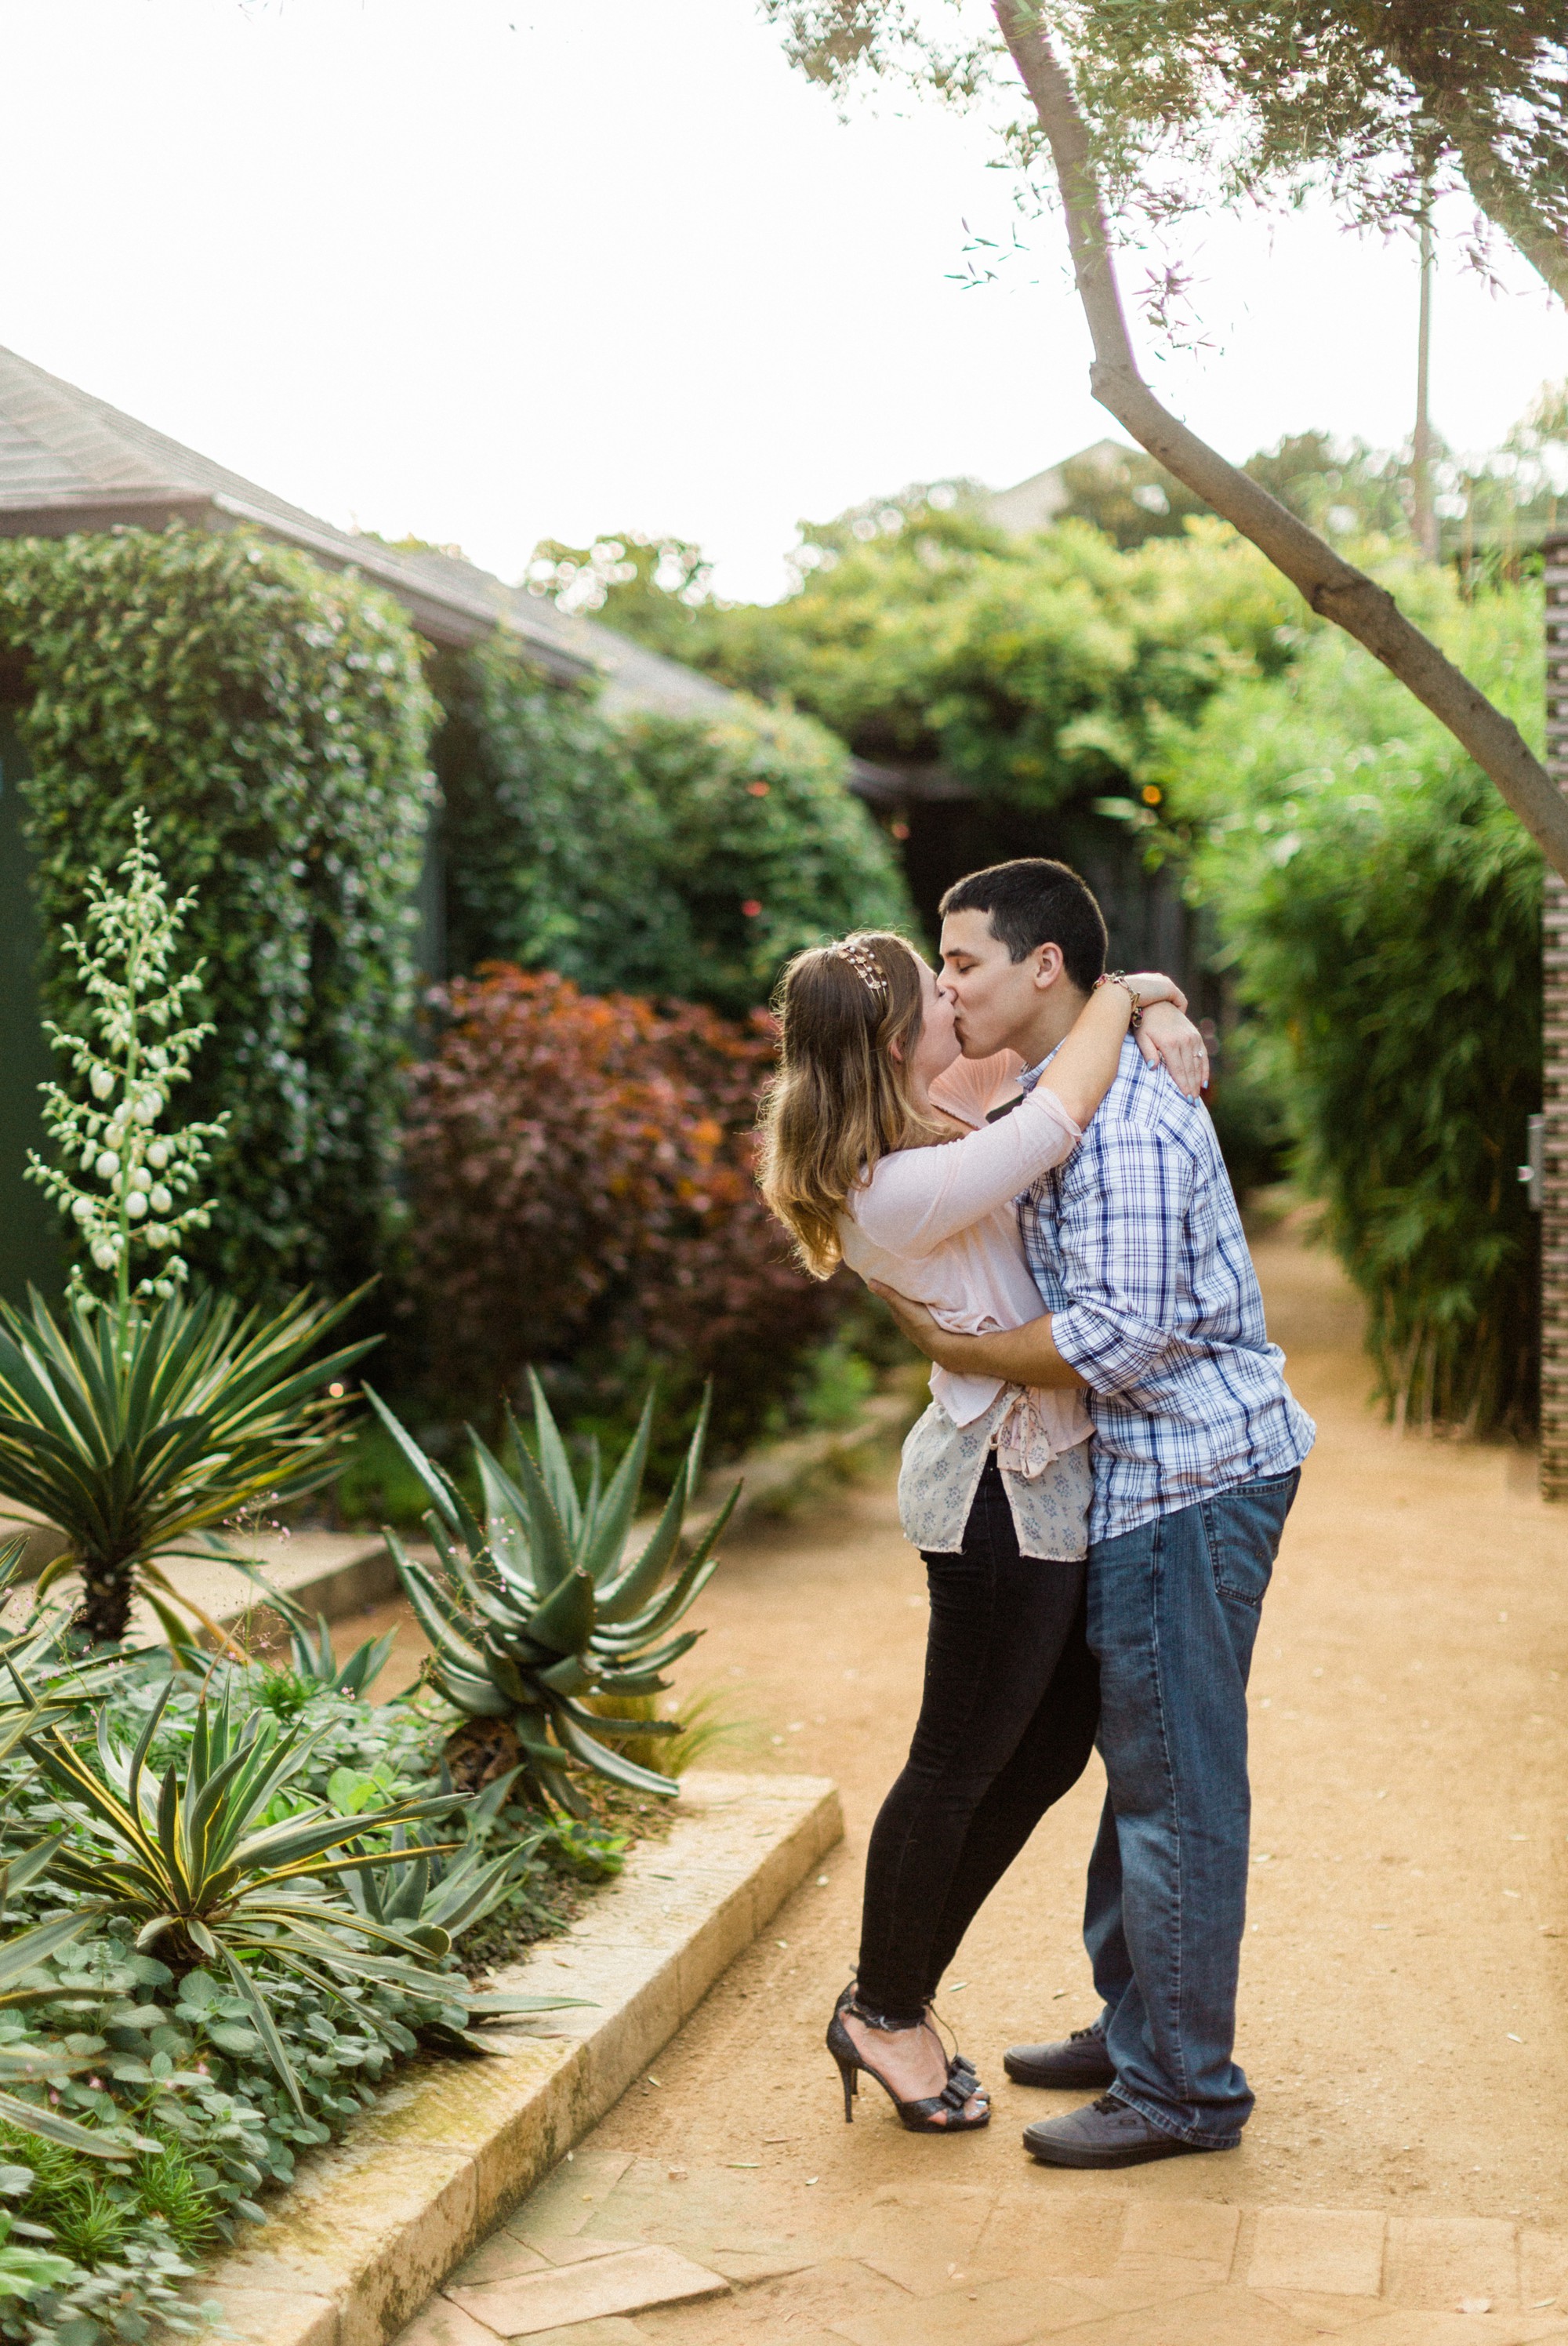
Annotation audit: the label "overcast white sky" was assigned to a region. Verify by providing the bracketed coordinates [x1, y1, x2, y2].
[2, 0, 1563, 601]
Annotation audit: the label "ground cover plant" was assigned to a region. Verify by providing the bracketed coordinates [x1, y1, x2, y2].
[0, 1625, 635, 2346]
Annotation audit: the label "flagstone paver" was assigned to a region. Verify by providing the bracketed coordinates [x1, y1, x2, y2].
[390, 2153, 1568, 2343]
[1248, 2206, 1386, 2296]
[447, 2246, 728, 2336]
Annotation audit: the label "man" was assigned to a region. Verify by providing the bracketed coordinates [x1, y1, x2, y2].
[876, 858, 1314, 2169]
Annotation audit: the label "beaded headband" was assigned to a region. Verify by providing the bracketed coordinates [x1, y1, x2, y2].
[836, 938, 887, 996]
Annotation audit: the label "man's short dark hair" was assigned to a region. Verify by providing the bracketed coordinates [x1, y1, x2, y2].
[938, 859, 1108, 993]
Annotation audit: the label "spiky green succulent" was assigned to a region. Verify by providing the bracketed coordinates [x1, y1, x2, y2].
[368, 1376, 738, 1811]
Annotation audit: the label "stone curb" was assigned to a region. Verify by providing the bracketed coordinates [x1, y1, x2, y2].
[198, 1770, 844, 2346]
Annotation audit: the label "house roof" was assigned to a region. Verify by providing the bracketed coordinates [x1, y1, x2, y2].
[982, 438, 1134, 536]
[0, 343, 900, 796]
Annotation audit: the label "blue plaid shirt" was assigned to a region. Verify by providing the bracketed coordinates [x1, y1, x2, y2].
[1018, 1036, 1314, 1544]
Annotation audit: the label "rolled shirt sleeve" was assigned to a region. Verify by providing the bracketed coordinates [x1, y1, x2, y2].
[1048, 1120, 1198, 1395]
[1020, 1034, 1314, 1542]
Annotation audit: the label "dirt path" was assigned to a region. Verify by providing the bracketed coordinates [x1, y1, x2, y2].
[390, 1222, 1568, 2341]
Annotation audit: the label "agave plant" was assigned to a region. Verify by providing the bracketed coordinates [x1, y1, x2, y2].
[24, 1684, 579, 2113]
[0, 1283, 374, 1646]
[369, 1375, 739, 1812]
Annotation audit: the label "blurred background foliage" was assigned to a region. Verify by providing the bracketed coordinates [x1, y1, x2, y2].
[10, 382, 1563, 1482]
[529, 388, 1563, 1440]
[1157, 569, 1544, 1435]
[434, 635, 910, 1016]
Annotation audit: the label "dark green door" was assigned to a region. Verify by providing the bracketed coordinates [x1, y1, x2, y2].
[0, 711, 63, 1304]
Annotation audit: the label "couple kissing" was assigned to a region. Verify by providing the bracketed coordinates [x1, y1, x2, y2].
[757, 855, 1314, 2168]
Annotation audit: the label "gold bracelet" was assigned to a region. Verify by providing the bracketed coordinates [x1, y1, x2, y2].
[1094, 970, 1143, 1028]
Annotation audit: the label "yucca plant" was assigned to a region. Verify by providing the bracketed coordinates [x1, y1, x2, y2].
[5, 811, 377, 1646]
[24, 812, 225, 1323]
[24, 1684, 580, 2114]
[370, 1375, 739, 1813]
[0, 1538, 148, 1767]
[0, 1284, 373, 1647]
[336, 1771, 548, 2009]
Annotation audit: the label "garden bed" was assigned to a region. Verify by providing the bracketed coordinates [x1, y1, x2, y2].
[198, 1770, 841, 2346]
[0, 1647, 666, 2346]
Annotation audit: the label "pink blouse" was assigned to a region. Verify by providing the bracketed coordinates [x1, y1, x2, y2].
[837, 1051, 1093, 1457]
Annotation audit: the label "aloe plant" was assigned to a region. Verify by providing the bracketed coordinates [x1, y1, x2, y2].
[0, 1284, 373, 1645]
[24, 1685, 579, 2113]
[369, 1375, 739, 1812]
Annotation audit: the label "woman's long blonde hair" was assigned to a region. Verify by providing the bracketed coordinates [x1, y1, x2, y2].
[757, 931, 949, 1278]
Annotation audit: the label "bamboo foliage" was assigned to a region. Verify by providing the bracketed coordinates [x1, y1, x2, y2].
[1170, 592, 1544, 1433]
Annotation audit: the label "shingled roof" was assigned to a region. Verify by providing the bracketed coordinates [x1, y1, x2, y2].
[0, 344, 739, 721]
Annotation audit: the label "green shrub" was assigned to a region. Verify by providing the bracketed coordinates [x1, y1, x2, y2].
[434, 637, 688, 997]
[437, 635, 913, 1014]
[2, 523, 436, 1305]
[578, 502, 1298, 815]
[1165, 569, 1544, 1432]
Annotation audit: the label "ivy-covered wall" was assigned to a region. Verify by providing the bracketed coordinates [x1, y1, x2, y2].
[1, 525, 437, 1305]
[2, 524, 909, 1345]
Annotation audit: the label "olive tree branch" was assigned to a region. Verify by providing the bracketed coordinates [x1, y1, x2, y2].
[993, 0, 1568, 881]
[1436, 109, 1568, 308]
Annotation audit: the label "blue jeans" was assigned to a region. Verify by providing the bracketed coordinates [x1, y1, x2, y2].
[1083, 1469, 1299, 2147]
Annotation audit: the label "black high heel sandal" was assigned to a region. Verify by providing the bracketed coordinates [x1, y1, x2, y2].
[833, 1984, 985, 2108]
[827, 1988, 990, 2133]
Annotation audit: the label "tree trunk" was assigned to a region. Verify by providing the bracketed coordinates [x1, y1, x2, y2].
[77, 1565, 133, 1648]
[993, 0, 1568, 883]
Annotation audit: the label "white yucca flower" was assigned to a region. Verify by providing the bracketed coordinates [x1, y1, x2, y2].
[26, 811, 229, 1316]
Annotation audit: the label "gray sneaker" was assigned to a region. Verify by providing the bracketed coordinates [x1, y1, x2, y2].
[1022, 2094, 1232, 2169]
[1002, 2023, 1116, 2090]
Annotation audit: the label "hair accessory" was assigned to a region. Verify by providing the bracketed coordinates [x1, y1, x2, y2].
[836, 938, 887, 997]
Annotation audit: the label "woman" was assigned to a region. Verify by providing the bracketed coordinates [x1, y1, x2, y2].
[757, 931, 1203, 2132]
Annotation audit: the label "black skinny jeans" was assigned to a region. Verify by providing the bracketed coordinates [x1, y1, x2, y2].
[855, 1455, 1100, 2026]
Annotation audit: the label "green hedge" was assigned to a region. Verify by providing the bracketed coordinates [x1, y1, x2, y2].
[437, 634, 913, 1017]
[3, 525, 436, 1303]
[1165, 572, 1544, 1433]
